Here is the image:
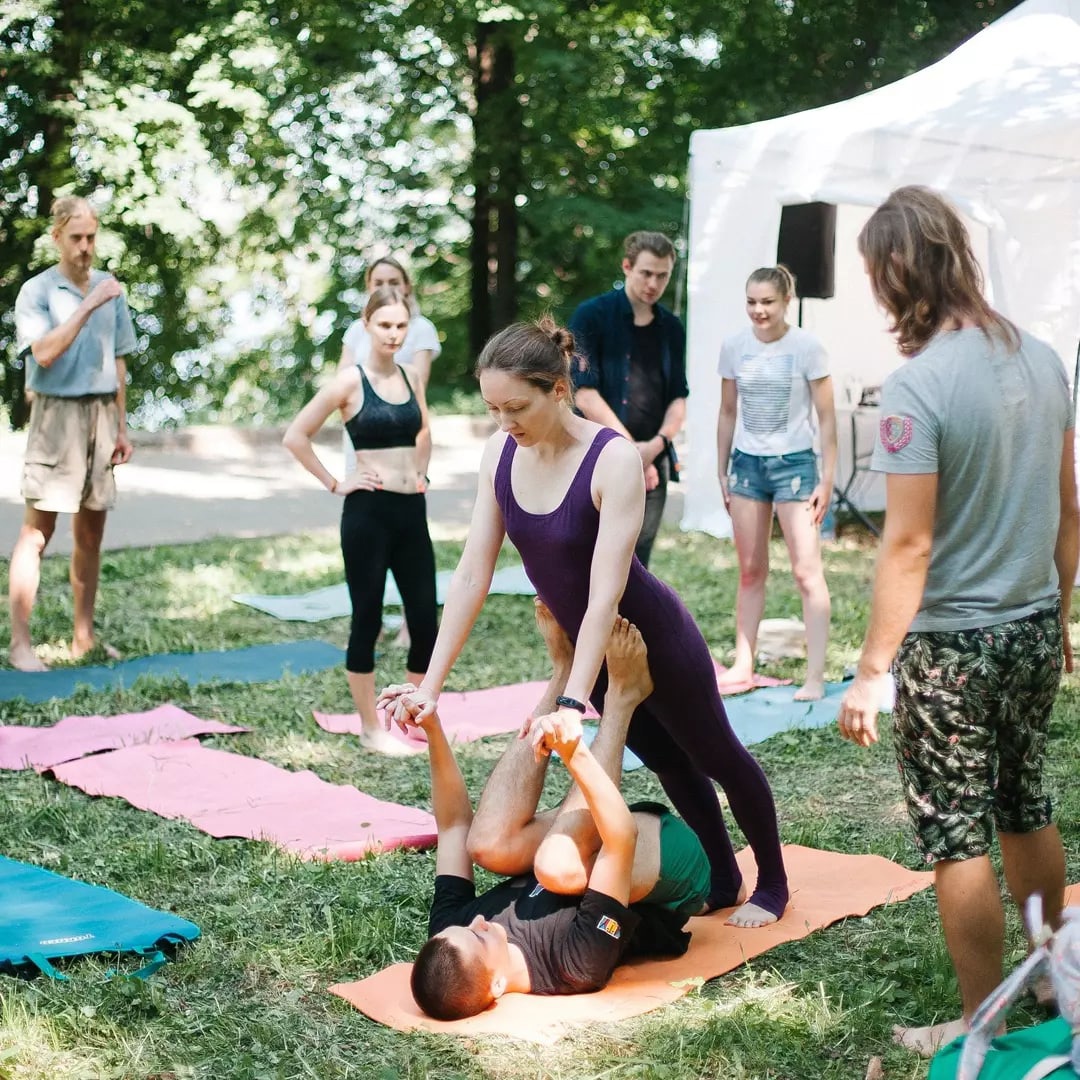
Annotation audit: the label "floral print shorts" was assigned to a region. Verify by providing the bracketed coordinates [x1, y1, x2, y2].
[892, 605, 1063, 864]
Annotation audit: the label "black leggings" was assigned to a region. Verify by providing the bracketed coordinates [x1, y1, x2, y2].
[340, 490, 437, 674]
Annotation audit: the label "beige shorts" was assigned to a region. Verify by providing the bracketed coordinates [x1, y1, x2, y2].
[22, 394, 119, 513]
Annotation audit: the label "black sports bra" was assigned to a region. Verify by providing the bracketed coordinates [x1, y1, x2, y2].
[344, 366, 422, 451]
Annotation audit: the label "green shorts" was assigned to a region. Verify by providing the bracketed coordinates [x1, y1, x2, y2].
[892, 605, 1063, 865]
[630, 801, 710, 918]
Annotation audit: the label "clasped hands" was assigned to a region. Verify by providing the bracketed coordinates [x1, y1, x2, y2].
[377, 683, 582, 761]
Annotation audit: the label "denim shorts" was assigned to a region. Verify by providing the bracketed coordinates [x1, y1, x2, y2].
[729, 448, 818, 504]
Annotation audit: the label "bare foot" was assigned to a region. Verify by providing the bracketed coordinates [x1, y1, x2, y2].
[892, 1018, 968, 1057]
[534, 598, 573, 669]
[70, 635, 95, 661]
[358, 727, 423, 757]
[605, 617, 653, 707]
[8, 643, 48, 672]
[794, 678, 825, 702]
[393, 625, 411, 650]
[726, 900, 779, 928]
[716, 666, 754, 692]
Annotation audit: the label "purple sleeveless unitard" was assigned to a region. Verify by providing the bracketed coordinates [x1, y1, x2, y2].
[494, 426, 788, 916]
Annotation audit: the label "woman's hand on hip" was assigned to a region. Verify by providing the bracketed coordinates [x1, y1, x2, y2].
[338, 470, 383, 495]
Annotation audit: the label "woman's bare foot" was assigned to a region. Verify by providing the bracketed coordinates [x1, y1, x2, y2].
[606, 618, 653, 708]
[726, 900, 780, 928]
[793, 678, 825, 702]
[8, 643, 48, 672]
[892, 1018, 968, 1057]
[358, 727, 423, 756]
[716, 665, 754, 692]
[534, 598, 573, 669]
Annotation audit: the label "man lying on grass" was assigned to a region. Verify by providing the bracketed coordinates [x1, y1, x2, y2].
[383, 610, 709, 1020]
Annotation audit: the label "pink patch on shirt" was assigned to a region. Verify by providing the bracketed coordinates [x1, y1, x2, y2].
[880, 414, 914, 453]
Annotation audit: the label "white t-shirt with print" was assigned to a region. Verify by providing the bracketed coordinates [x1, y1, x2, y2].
[717, 325, 830, 457]
[342, 314, 441, 368]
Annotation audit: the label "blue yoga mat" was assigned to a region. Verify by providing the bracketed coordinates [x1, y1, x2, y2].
[0, 640, 344, 704]
[723, 680, 853, 746]
[583, 682, 851, 774]
[0, 855, 200, 980]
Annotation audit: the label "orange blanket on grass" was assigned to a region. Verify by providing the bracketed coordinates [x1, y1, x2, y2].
[330, 845, 934, 1044]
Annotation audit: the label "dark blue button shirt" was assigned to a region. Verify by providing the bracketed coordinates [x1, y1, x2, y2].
[568, 287, 688, 425]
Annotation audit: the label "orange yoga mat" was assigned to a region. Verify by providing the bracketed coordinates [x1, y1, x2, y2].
[330, 845, 933, 1043]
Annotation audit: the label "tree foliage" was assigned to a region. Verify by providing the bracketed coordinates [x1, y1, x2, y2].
[0, 0, 1022, 427]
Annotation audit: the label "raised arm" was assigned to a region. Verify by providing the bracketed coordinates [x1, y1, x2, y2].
[18, 276, 123, 369]
[1055, 428, 1078, 672]
[408, 708, 475, 880]
[809, 375, 837, 526]
[538, 716, 636, 905]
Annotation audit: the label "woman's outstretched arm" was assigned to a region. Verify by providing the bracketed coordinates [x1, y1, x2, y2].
[379, 434, 508, 724]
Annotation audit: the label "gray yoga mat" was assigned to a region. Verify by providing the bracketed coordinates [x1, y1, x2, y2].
[233, 564, 536, 622]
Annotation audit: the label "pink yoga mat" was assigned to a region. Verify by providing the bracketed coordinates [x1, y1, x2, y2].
[0, 704, 247, 771]
[48, 739, 436, 860]
[315, 668, 787, 743]
[315, 680, 594, 747]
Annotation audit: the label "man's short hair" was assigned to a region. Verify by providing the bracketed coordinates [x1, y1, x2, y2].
[411, 935, 494, 1020]
[50, 196, 97, 231]
[624, 231, 676, 267]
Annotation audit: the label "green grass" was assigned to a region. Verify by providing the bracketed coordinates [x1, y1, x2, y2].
[1, 528, 1078, 1079]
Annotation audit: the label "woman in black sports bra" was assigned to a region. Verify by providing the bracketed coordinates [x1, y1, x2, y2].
[284, 286, 437, 755]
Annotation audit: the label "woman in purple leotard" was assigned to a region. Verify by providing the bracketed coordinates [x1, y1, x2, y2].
[382, 318, 788, 925]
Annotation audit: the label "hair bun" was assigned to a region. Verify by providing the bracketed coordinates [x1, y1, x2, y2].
[537, 316, 575, 361]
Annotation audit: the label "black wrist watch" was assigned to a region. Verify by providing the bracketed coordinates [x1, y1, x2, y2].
[555, 695, 587, 713]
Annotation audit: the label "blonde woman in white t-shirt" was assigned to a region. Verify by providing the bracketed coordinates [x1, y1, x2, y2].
[715, 265, 837, 700]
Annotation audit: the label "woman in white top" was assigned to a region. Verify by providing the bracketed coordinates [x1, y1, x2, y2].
[340, 256, 441, 385]
[715, 265, 837, 700]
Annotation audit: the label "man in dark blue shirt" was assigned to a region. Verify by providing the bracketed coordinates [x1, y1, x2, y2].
[568, 232, 688, 567]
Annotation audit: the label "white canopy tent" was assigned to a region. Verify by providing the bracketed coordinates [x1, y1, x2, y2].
[683, 0, 1080, 537]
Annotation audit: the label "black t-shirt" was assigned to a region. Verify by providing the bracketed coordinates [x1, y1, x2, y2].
[625, 320, 666, 444]
[428, 874, 641, 995]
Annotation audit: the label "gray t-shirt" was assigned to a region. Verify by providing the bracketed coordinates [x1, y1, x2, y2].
[15, 267, 137, 397]
[873, 327, 1073, 631]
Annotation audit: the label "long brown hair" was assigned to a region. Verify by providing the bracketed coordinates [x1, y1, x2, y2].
[858, 186, 1017, 356]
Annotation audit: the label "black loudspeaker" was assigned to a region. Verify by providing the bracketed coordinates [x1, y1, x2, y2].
[776, 202, 836, 299]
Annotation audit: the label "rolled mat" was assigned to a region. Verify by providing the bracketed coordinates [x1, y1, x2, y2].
[47, 739, 435, 860]
[0, 704, 247, 771]
[0, 640, 344, 704]
[329, 844, 933, 1043]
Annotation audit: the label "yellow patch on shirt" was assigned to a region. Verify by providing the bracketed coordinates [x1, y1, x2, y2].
[596, 914, 622, 939]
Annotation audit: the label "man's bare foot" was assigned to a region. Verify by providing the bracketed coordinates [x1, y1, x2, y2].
[793, 678, 825, 702]
[358, 727, 423, 756]
[534, 598, 573, 669]
[70, 638, 122, 663]
[8, 643, 48, 672]
[892, 1018, 968, 1057]
[726, 900, 780, 928]
[605, 617, 653, 707]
